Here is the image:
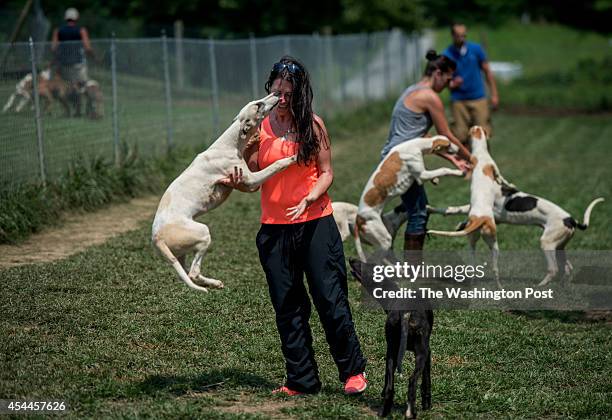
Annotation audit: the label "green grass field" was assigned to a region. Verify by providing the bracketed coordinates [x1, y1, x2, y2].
[1, 105, 611, 418]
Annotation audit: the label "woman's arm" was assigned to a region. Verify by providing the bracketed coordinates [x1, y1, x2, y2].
[217, 133, 260, 192]
[286, 115, 333, 220]
[424, 93, 471, 161]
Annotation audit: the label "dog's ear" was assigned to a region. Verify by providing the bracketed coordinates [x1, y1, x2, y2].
[431, 138, 451, 153]
[240, 120, 253, 140]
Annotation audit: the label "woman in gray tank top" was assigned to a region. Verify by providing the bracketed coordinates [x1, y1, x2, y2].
[381, 50, 473, 257]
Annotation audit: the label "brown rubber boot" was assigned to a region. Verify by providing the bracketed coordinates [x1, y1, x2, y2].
[404, 233, 426, 268]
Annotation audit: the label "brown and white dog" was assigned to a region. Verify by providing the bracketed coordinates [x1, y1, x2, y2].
[2, 70, 51, 113]
[84, 80, 104, 119]
[427, 126, 510, 283]
[353, 136, 464, 261]
[152, 93, 296, 292]
[428, 187, 604, 286]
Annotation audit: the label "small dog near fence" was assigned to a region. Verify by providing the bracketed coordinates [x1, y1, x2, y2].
[152, 92, 297, 292]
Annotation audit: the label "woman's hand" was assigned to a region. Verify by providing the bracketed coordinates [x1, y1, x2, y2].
[438, 152, 472, 173]
[217, 166, 258, 192]
[286, 194, 316, 221]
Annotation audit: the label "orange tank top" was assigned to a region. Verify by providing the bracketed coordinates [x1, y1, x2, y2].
[258, 116, 333, 224]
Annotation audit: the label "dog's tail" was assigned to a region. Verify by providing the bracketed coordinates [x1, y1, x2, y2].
[428, 216, 491, 237]
[576, 197, 604, 230]
[353, 222, 367, 262]
[154, 239, 209, 293]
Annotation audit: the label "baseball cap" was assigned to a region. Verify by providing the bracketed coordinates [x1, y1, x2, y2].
[64, 8, 79, 21]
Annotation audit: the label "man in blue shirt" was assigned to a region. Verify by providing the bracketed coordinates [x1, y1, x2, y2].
[443, 23, 499, 143]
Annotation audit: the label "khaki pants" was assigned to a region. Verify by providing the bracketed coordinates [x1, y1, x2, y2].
[451, 98, 492, 144]
[59, 63, 88, 85]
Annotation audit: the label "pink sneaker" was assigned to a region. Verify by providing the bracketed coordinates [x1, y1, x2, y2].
[344, 372, 368, 395]
[272, 385, 304, 396]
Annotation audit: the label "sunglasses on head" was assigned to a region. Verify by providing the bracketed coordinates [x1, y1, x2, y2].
[272, 62, 301, 74]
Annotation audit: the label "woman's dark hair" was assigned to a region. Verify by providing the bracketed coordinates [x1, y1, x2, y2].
[264, 55, 324, 166]
[423, 49, 456, 76]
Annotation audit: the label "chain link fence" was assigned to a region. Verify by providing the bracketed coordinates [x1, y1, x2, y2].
[0, 29, 433, 191]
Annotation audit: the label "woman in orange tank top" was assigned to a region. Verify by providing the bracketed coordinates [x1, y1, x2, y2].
[221, 56, 367, 396]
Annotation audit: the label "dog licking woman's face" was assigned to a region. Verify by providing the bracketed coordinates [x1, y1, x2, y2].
[269, 78, 293, 116]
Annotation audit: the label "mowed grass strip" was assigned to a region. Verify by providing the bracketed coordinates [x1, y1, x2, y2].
[1, 109, 611, 418]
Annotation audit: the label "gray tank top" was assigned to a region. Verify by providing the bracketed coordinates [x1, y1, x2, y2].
[380, 84, 433, 158]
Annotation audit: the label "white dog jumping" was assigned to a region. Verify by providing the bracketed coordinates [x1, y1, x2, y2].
[353, 136, 464, 261]
[427, 126, 511, 283]
[152, 93, 296, 292]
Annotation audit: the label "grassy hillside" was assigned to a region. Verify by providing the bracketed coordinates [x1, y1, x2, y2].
[434, 21, 612, 111]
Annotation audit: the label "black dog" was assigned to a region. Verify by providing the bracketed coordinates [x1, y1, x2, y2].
[349, 258, 433, 419]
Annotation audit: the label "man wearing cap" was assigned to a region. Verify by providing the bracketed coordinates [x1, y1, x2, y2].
[443, 23, 499, 143]
[51, 8, 92, 117]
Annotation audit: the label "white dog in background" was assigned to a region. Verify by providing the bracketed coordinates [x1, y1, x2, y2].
[2, 70, 51, 113]
[332, 201, 407, 245]
[152, 93, 297, 292]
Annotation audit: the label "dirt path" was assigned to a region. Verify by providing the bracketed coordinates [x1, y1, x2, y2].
[0, 195, 160, 269]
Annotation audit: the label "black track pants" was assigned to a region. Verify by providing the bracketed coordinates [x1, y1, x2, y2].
[256, 215, 367, 393]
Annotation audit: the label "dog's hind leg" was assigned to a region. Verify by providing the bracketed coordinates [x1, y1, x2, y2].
[380, 312, 402, 417]
[482, 233, 501, 287]
[186, 223, 224, 290]
[15, 95, 30, 113]
[421, 340, 432, 411]
[3, 94, 16, 112]
[406, 335, 428, 419]
[537, 226, 568, 286]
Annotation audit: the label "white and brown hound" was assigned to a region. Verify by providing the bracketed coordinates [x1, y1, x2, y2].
[353, 136, 464, 261]
[427, 126, 511, 284]
[429, 190, 604, 286]
[152, 93, 297, 292]
[2, 70, 51, 113]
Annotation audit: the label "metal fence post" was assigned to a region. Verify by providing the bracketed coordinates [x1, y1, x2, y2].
[400, 31, 407, 84]
[363, 33, 370, 101]
[174, 20, 185, 89]
[162, 30, 174, 152]
[110, 33, 120, 166]
[414, 32, 422, 82]
[208, 37, 220, 137]
[249, 33, 258, 99]
[29, 37, 46, 186]
[384, 33, 391, 96]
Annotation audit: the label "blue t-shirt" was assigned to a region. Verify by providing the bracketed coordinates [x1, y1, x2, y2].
[443, 41, 487, 101]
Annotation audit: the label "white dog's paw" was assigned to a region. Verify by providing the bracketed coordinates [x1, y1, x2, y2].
[196, 275, 224, 289]
[430, 177, 439, 185]
[209, 279, 224, 289]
